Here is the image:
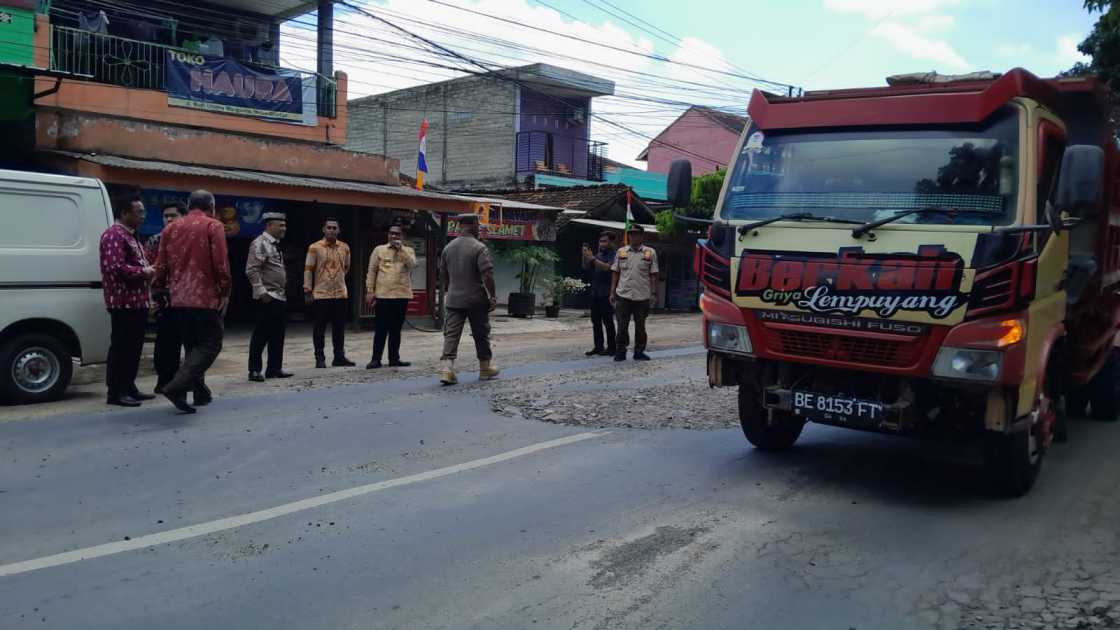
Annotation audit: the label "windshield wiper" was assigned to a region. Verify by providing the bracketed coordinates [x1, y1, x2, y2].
[738, 212, 863, 236]
[851, 207, 1003, 239]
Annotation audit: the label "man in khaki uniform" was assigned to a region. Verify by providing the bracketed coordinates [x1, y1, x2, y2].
[245, 212, 291, 382]
[365, 222, 416, 369]
[438, 213, 499, 385]
[610, 224, 659, 361]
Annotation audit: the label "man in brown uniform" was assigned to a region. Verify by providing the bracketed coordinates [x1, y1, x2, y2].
[438, 214, 498, 385]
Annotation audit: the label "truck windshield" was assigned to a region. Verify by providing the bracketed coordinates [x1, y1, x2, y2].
[721, 107, 1020, 226]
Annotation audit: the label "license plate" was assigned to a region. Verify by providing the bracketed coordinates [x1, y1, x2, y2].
[791, 390, 884, 424]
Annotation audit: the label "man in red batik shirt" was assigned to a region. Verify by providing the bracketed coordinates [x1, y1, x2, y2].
[99, 195, 155, 407]
[154, 190, 232, 414]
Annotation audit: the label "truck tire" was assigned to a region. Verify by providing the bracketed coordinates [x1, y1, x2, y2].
[1088, 350, 1119, 422]
[739, 384, 804, 451]
[1065, 387, 1089, 418]
[983, 426, 1043, 497]
[0, 333, 74, 405]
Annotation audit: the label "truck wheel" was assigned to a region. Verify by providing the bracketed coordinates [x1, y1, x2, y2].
[739, 384, 804, 451]
[0, 333, 74, 405]
[1053, 396, 1069, 443]
[1066, 387, 1089, 418]
[1088, 350, 1119, 422]
[983, 425, 1043, 497]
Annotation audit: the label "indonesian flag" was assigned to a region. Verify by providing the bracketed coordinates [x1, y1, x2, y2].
[624, 188, 634, 245]
[416, 119, 429, 191]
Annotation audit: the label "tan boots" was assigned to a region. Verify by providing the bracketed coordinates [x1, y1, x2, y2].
[439, 359, 457, 385]
[479, 360, 500, 381]
[439, 359, 499, 384]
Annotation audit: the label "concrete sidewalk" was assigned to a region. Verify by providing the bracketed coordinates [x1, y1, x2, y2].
[2, 311, 702, 421]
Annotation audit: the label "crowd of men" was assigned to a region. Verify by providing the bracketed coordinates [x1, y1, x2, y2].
[98, 192, 658, 413]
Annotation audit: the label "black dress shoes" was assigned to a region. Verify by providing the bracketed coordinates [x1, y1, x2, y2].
[366, 360, 382, 369]
[164, 393, 196, 414]
[332, 357, 356, 367]
[248, 372, 265, 382]
[388, 360, 411, 367]
[129, 390, 157, 401]
[265, 371, 293, 379]
[107, 396, 142, 408]
[585, 348, 604, 356]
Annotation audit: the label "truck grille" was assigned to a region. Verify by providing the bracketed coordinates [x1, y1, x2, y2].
[763, 328, 925, 369]
[702, 251, 731, 297]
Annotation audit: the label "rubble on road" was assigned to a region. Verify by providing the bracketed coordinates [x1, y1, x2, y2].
[487, 355, 738, 430]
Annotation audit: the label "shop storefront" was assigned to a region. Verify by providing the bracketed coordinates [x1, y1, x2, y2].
[43, 151, 560, 326]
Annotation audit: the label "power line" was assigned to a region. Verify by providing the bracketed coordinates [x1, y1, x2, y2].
[423, 0, 793, 91]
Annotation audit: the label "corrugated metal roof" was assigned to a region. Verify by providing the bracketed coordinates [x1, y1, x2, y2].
[49, 152, 564, 213]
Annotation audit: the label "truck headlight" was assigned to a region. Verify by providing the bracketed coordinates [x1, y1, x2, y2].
[708, 322, 752, 355]
[932, 347, 1003, 381]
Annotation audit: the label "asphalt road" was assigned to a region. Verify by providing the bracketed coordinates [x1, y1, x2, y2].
[2, 349, 1119, 630]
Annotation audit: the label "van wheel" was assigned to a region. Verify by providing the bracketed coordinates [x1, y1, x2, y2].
[1088, 350, 1119, 422]
[0, 333, 73, 404]
[739, 384, 804, 451]
[984, 424, 1043, 497]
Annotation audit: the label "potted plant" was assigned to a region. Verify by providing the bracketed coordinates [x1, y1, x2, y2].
[543, 276, 588, 318]
[497, 245, 560, 318]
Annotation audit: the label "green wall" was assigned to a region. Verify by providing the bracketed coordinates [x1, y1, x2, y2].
[0, 5, 35, 66]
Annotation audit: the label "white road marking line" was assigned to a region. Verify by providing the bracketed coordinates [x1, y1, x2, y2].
[0, 430, 609, 578]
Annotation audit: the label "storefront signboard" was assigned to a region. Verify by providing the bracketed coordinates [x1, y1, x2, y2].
[165, 51, 304, 123]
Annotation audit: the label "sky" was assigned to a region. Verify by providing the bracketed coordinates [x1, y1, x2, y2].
[281, 0, 1100, 170]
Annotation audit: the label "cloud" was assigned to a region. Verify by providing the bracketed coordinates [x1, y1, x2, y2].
[872, 21, 969, 69]
[824, 0, 960, 20]
[1056, 34, 1091, 65]
[915, 14, 954, 31]
[280, 0, 747, 168]
[996, 42, 1032, 57]
[824, 0, 968, 72]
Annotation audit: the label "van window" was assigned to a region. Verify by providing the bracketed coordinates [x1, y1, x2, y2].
[0, 191, 84, 248]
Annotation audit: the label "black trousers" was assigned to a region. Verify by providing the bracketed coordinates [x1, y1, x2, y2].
[372, 298, 409, 363]
[615, 297, 651, 354]
[164, 308, 223, 399]
[312, 298, 348, 360]
[589, 295, 616, 352]
[153, 307, 181, 389]
[248, 298, 287, 374]
[106, 308, 148, 399]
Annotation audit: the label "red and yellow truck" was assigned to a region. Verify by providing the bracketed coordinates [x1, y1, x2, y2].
[673, 69, 1120, 495]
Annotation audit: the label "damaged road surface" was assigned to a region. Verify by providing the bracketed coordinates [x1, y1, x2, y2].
[2, 348, 1120, 630]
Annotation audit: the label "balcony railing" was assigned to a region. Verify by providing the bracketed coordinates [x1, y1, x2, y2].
[516, 131, 607, 181]
[49, 25, 337, 119]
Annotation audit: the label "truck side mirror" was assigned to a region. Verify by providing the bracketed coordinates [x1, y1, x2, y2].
[1056, 145, 1105, 217]
[667, 159, 692, 208]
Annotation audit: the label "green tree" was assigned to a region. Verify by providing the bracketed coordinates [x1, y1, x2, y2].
[659, 168, 726, 236]
[1077, 2, 1120, 86]
[493, 244, 559, 294]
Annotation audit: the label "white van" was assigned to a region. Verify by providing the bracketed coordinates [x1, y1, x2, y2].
[0, 170, 114, 404]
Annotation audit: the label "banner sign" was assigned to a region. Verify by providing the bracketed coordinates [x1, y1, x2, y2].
[735, 246, 966, 320]
[165, 51, 303, 123]
[138, 189, 271, 240]
[448, 219, 536, 241]
[446, 209, 555, 242]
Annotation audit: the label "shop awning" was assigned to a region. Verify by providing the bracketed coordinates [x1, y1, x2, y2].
[41, 152, 564, 215]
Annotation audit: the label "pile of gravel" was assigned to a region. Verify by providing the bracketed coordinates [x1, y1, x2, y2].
[489, 359, 740, 430]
